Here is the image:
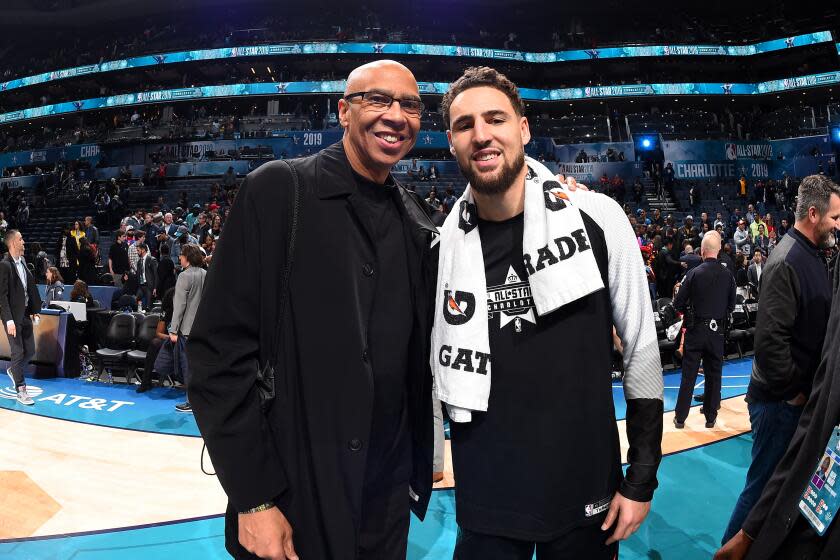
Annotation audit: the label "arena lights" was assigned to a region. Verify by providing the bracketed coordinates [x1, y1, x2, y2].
[634, 134, 660, 152]
[830, 125, 840, 149]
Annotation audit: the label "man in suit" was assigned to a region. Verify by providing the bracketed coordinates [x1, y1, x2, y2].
[0, 230, 42, 405]
[135, 242, 157, 310]
[747, 249, 764, 299]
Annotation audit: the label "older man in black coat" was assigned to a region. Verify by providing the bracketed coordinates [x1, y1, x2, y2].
[188, 60, 436, 560]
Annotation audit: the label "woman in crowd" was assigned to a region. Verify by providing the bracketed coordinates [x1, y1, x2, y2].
[208, 214, 223, 242]
[43, 267, 65, 306]
[70, 220, 86, 249]
[426, 187, 441, 210]
[77, 238, 98, 286]
[734, 252, 750, 301]
[136, 287, 175, 394]
[762, 212, 776, 236]
[57, 224, 77, 284]
[70, 279, 96, 308]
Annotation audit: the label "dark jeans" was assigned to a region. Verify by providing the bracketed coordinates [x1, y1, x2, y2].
[136, 285, 152, 310]
[7, 317, 35, 388]
[454, 524, 618, 560]
[675, 326, 723, 423]
[722, 399, 804, 544]
[154, 336, 189, 391]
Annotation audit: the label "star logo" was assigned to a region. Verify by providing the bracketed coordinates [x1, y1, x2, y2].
[276, 83, 288, 93]
[373, 43, 386, 54]
[495, 266, 537, 331]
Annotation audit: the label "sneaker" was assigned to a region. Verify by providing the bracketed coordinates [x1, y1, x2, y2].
[136, 384, 151, 394]
[175, 402, 192, 413]
[705, 420, 716, 429]
[6, 368, 15, 389]
[16, 386, 34, 406]
[673, 417, 685, 429]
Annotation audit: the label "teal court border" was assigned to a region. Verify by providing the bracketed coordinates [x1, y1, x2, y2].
[0, 359, 756, 559]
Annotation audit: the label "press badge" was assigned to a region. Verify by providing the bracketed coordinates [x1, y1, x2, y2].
[799, 426, 840, 535]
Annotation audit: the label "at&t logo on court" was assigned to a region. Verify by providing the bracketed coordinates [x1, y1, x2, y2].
[0, 384, 43, 400]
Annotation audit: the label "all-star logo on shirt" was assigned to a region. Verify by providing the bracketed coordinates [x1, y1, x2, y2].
[487, 266, 536, 332]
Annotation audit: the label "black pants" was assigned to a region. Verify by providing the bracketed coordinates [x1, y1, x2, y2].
[138, 337, 165, 387]
[454, 524, 618, 560]
[357, 480, 410, 560]
[675, 324, 724, 423]
[228, 480, 410, 560]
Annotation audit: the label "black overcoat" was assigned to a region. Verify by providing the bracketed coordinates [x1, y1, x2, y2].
[744, 267, 840, 558]
[187, 141, 436, 559]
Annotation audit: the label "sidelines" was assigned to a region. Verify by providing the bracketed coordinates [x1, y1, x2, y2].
[0, 376, 200, 436]
[612, 357, 753, 420]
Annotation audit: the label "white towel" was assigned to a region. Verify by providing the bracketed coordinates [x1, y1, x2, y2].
[431, 157, 605, 422]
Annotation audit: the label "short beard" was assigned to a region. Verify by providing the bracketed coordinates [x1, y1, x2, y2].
[459, 148, 525, 196]
[818, 227, 837, 249]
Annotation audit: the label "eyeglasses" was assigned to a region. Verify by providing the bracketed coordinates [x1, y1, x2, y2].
[344, 91, 424, 117]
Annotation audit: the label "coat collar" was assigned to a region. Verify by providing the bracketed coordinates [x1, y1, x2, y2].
[315, 141, 366, 199]
[314, 141, 437, 234]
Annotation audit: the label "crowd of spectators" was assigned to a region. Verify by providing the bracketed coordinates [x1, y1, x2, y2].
[7, 5, 826, 86]
[3, 98, 839, 161]
[616, 172, 838, 305]
[38, 176, 234, 311]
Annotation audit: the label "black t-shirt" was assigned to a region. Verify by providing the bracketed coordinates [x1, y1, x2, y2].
[352, 171, 414, 489]
[450, 212, 622, 541]
[109, 241, 129, 274]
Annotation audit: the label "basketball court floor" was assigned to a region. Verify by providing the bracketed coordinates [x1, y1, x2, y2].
[0, 358, 755, 559]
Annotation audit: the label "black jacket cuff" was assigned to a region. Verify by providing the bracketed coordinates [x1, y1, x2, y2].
[623, 398, 664, 502]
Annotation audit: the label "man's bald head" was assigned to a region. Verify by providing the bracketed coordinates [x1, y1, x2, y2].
[344, 60, 417, 96]
[338, 59, 421, 183]
[701, 231, 721, 258]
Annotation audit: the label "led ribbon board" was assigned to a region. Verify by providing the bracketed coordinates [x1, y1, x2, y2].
[0, 31, 832, 94]
[3, 70, 840, 125]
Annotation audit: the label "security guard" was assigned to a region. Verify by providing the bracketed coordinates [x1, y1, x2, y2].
[672, 231, 736, 429]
